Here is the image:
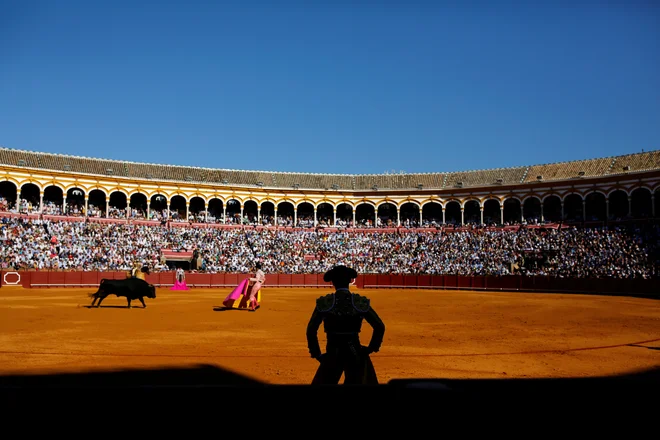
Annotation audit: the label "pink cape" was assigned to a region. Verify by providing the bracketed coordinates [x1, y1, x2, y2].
[171, 277, 189, 290]
[222, 278, 249, 308]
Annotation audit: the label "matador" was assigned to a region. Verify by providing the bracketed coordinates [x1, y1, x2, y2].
[306, 265, 385, 385]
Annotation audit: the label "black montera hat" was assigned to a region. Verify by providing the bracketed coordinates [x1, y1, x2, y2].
[323, 265, 358, 283]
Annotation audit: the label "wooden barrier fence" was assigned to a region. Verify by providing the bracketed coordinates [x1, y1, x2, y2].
[0, 270, 658, 297]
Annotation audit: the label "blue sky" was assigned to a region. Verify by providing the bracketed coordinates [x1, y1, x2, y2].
[1, 0, 658, 175]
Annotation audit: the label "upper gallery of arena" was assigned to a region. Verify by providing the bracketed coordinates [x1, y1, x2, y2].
[2, 146, 660, 227]
[1, 145, 659, 192]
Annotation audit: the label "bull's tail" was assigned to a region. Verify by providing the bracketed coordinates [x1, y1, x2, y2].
[89, 279, 107, 298]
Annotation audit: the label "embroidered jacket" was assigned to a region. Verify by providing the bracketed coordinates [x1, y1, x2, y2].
[306, 288, 385, 359]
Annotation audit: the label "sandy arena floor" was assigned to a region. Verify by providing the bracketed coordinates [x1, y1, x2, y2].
[0, 286, 658, 384]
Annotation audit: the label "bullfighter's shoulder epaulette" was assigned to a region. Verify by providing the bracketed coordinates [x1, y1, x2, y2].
[352, 293, 370, 313]
[316, 293, 335, 312]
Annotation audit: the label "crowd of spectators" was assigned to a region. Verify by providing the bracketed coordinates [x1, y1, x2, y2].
[1, 215, 657, 279]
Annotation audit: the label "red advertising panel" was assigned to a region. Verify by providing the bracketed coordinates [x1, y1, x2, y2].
[304, 274, 317, 286]
[390, 275, 404, 287]
[278, 274, 292, 286]
[210, 273, 225, 286]
[318, 274, 333, 289]
[403, 275, 417, 288]
[362, 274, 377, 287]
[376, 274, 391, 287]
[224, 273, 239, 287]
[64, 271, 82, 286]
[431, 275, 444, 287]
[445, 275, 457, 288]
[471, 276, 485, 289]
[265, 274, 278, 287]
[81, 271, 98, 286]
[417, 275, 431, 287]
[457, 276, 471, 288]
[186, 273, 211, 287]
[145, 273, 160, 285]
[29, 271, 49, 287]
[49, 272, 66, 286]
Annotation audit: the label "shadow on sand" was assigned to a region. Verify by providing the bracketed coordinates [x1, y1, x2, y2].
[82, 305, 146, 309]
[627, 344, 660, 351]
[213, 305, 259, 312]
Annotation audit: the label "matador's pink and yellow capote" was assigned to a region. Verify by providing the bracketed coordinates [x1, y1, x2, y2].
[222, 278, 262, 310]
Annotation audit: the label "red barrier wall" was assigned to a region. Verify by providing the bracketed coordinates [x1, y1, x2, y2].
[0, 271, 657, 298]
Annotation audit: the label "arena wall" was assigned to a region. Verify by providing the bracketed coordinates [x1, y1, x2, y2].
[1, 270, 658, 298]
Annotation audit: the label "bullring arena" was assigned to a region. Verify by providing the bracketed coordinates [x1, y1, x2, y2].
[1, 146, 659, 385]
[0, 286, 659, 384]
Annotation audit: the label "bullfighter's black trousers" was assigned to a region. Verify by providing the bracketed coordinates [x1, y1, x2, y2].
[311, 337, 378, 385]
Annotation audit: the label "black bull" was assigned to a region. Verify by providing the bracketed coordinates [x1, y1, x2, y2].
[89, 278, 157, 308]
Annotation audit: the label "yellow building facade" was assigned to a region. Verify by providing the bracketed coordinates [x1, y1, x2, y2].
[1, 147, 659, 226]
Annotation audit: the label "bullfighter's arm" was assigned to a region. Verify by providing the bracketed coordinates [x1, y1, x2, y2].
[306, 308, 323, 359]
[250, 271, 265, 283]
[364, 308, 385, 354]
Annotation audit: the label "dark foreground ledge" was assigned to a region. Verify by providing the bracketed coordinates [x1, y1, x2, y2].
[1, 364, 658, 407]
